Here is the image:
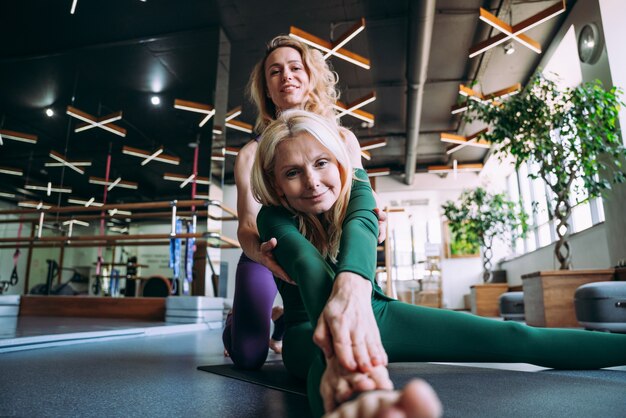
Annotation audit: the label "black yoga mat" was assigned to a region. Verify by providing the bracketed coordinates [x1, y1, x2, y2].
[198, 361, 307, 396]
[199, 362, 626, 417]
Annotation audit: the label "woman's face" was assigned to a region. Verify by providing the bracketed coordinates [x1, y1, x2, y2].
[273, 132, 341, 215]
[264, 47, 311, 112]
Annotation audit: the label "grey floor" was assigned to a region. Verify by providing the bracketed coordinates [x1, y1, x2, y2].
[0, 317, 308, 418]
[1, 317, 625, 418]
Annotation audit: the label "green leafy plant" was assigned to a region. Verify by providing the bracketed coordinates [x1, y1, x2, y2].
[465, 74, 626, 270]
[442, 187, 528, 282]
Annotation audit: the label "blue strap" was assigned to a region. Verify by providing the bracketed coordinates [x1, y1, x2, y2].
[169, 219, 182, 279]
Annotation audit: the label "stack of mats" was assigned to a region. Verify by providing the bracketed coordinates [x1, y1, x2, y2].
[0, 295, 20, 334]
[165, 296, 224, 329]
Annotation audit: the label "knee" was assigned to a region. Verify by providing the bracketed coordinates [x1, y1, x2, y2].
[230, 345, 268, 370]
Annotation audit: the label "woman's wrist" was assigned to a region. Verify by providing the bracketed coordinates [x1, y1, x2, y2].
[334, 272, 372, 297]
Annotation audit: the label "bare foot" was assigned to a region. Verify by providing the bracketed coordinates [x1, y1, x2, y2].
[271, 305, 284, 321]
[269, 338, 283, 354]
[321, 356, 394, 412]
[323, 379, 442, 418]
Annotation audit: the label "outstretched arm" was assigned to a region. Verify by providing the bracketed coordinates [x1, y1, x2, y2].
[235, 140, 292, 283]
[314, 168, 389, 373]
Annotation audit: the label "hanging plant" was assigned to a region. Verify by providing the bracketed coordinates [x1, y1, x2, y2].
[465, 74, 626, 270]
[442, 187, 528, 282]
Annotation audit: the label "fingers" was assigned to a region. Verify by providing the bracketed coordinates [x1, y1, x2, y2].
[368, 365, 394, 391]
[273, 265, 295, 285]
[259, 238, 296, 284]
[333, 333, 358, 372]
[259, 237, 278, 252]
[314, 317, 334, 359]
[348, 334, 373, 373]
[321, 375, 337, 413]
[366, 329, 388, 367]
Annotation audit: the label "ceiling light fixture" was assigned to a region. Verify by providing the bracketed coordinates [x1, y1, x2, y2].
[122, 145, 180, 166]
[333, 92, 376, 123]
[163, 172, 211, 187]
[503, 41, 515, 55]
[450, 103, 469, 115]
[224, 147, 240, 156]
[360, 138, 387, 151]
[68, 197, 103, 207]
[70, 0, 78, 14]
[427, 163, 484, 174]
[457, 83, 522, 106]
[289, 18, 370, 69]
[225, 119, 253, 134]
[89, 176, 138, 190]
[0, 166, 24, 176]
[107, 177, 122, 191]
[151, 96, 161, 105]
[25, 183, 72, 196]
[0, 191, 16, 199]
[108, 208, 132, 217]
[223, 106, 253, 134]
[366, 168, 391, 177]
[63, 219, 89, 238]
[210, 151, 225, 162]
[469, 1, 566, 58]
[66, 106, 127, 137]
[18, 200, 52, 210]
[0, 129, 38, 144]
[225, 106, 243, 122]
[441, 128, 490, 155]
[45, 108, 54, 117]
[174, 99, 215, 127]
[48, 150, 88, 175]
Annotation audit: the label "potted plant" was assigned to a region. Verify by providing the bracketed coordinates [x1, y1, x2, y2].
[442, 187, 527, 283]
[466, 74, 625, 269]
[464, 73, 626, 326]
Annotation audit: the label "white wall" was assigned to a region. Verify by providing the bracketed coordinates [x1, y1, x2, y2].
[440, 258, 483, 309]
[598, 0, 626, 265]
[501, 223, 611, 287]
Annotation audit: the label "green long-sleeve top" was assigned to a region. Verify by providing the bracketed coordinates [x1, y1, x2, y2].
[257, 168, 390, 326]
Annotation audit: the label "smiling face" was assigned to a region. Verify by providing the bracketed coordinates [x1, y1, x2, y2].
[273, 132, 342, 215]
[264, 47, 311, 112]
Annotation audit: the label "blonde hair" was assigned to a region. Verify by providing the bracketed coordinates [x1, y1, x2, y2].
[251, 110, 353, 261]
[248, 35, 339, 133]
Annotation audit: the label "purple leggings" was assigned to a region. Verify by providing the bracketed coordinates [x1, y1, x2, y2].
[222, 253, 283, 369]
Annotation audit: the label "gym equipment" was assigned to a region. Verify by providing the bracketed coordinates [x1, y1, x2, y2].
[165, 296, 223, 326]
[499, 291, 525, 321]
[141, 276, 172, 297]
[574, 281, 626, 333]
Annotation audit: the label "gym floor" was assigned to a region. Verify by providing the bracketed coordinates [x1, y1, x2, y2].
[0, 317, 306, 418]
[1, 318, 625, 417]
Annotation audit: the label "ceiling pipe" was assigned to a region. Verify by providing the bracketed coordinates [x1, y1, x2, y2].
[404, 0, 436, 185]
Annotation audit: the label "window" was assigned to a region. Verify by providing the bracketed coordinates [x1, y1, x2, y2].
[507, 160, 603, 256]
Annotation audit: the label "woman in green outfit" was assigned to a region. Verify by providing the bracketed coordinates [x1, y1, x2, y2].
[250, 109, 626, 418]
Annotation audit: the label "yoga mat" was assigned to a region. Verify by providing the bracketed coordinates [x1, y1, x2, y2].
[198, 361, 307, 396]
[389, 363, 626, 418]
[199, 362, 626, 417]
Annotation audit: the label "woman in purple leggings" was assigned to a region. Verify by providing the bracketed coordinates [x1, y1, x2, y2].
[222, 35, 385, 369]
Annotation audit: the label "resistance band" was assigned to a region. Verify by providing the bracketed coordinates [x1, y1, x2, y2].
[169, 218, 182, 295]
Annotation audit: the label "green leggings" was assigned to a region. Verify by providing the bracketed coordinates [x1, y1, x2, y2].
[280, 278, 626, 418]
